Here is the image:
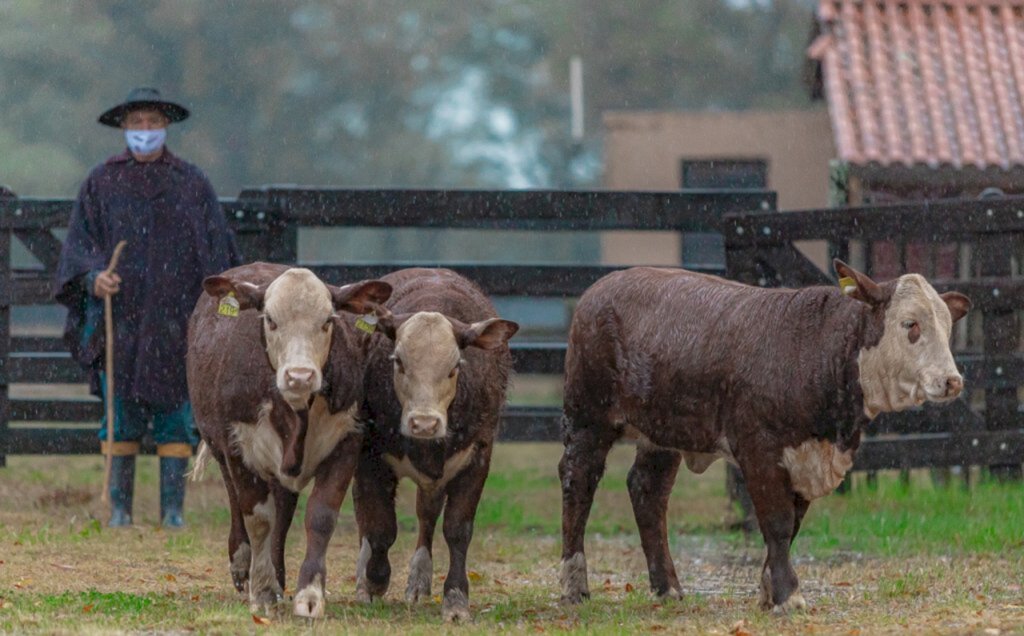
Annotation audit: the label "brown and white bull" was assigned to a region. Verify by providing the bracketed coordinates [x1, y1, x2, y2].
[187, 262, 391, 617]
[353, 268, 518, 621]
[559, 261, 971, 611]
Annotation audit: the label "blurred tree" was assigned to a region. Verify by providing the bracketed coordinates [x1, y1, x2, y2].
[0, 0, 814, 196]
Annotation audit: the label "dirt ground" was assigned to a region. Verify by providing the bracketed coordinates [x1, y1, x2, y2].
[1, 447, 1023, 634]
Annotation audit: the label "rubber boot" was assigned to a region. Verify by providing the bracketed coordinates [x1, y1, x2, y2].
[160, 457, 188, 529]
[108, 455, 135, 527]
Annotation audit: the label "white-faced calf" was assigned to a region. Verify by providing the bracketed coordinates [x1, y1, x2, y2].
[559, 260, 970, 612]
[353, 268, 518, 622]
[187, 262, 391, 617]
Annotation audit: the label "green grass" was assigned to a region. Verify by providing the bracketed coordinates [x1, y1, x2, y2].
[798, 472, 1024, 555]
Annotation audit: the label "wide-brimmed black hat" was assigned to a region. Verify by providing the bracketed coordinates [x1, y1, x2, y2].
[98, 87, 190, 127]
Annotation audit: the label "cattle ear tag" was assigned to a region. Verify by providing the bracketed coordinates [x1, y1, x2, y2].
[838, 276, 857, 296]
[218, 292, 240, 317]
[355, 313, 378, 334]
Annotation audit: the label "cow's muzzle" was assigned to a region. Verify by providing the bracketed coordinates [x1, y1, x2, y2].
[402, 411, 447, 439]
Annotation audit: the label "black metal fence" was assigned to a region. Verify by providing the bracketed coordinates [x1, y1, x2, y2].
[2, 187, 1022, 475]
[0, 186, 772, 462]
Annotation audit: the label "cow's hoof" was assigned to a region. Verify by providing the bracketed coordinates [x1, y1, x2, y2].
[230, 544, 251, 594]
[404, 547, 432, 604]
[442, 589, 471, 623]
[249, 588, 283, 614]
[559, 553, 590, 605]
[771, 592, 808, 614]
[656, 586, 684, 601]
[293, 584, 324, 619]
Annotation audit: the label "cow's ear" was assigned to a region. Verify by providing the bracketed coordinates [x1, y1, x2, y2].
[202, 276, 265, 311]
[329, 280, 393, 314]
[833, 259, 886, 306]
[941, 291, 972, 323]
[456, 318, 519, 350]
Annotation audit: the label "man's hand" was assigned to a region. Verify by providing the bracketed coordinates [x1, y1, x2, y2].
[93, 271, 122, 297]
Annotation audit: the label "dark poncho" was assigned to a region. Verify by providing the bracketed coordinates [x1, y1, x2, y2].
[55, 149, 241, 407]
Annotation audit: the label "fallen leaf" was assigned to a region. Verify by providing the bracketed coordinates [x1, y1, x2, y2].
[13, 579, 30, 589]
[494, 578, 505, 586]
[625, 583, 635, 593]
[468, 571, 483, 583]
[730, 619, 752, 636]
[51, 563, 76, 571]
[834, 581, 852, 587]
[82, 604, 94, 613]
[433, 595, 442, 604]
[165, 574, 177, 582]
[650, 626, 666, 632]
[252, 614, 271, 626]
[190, 595, 201, 602]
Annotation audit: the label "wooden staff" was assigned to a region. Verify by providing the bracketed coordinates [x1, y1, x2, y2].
[101, 240, 128, 505]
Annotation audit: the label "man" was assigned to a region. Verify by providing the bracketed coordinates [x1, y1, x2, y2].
[55, 87, 240, 528]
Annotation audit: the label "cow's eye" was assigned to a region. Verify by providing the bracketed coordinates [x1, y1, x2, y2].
[265, 315, 277, 331]
[322, 318, 331, 332]
[448, 366, 458, 379]
[391, 354, 405, 374]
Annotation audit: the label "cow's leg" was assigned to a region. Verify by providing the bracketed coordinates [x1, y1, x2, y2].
[559, 422, 616, 604]
[439, 443, 492, 622]
[271, 482, 299, 592]
[353, 450, 399, 603]
[293, 433, 362, 618]
[791, 495, 810, 546]
[737, 448, 805, 613]
[627, 444, 684, 599]
[225, 454, 282, 612]
[215, 450, 250, 594]
[406, 488, 444, 603]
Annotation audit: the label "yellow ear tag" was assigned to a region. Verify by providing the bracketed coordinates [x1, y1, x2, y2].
[355, 313, 378, 334]
[218, 292, 240, 317]
[838, 276, 857, 296]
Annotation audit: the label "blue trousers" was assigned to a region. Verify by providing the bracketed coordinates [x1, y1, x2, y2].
[96, 373, 197, 446]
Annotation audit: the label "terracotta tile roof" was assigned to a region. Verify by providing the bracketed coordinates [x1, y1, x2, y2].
[808, 0, 1024, 170]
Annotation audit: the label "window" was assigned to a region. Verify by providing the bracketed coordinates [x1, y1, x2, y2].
[680, 159, 768, 190]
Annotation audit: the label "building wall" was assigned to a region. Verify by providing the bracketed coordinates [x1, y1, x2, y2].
[601, 109, 836, 265]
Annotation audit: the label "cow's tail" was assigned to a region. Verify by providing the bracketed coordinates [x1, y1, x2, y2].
[188, 441, 212, 482]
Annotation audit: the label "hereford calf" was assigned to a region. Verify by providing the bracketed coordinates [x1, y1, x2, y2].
[560, 261, 971, 611]
[187, 262, 391, 617]
[353, 268, 518, 621]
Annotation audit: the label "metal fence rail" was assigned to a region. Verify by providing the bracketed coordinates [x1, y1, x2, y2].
[3, 187, 1023, 474]
[0, 187, 773, 462]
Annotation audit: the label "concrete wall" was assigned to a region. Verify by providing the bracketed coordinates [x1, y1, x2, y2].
[601, 109, 836, 265]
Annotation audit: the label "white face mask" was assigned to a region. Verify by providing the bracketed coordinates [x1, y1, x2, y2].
[124, 128, 166, 155]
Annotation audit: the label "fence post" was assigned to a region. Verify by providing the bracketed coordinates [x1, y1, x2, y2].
[0, 187, 14, 468]
[979, 233, 1022, 481]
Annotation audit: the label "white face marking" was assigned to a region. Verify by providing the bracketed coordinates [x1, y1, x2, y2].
[391, 312, 461, 439]
[383, 445, 476, 493]
[858, 274, 963, 418]
[780, 439, 854, 501]
[262, 268, 335, 408]
[232, 397, 360, 492]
